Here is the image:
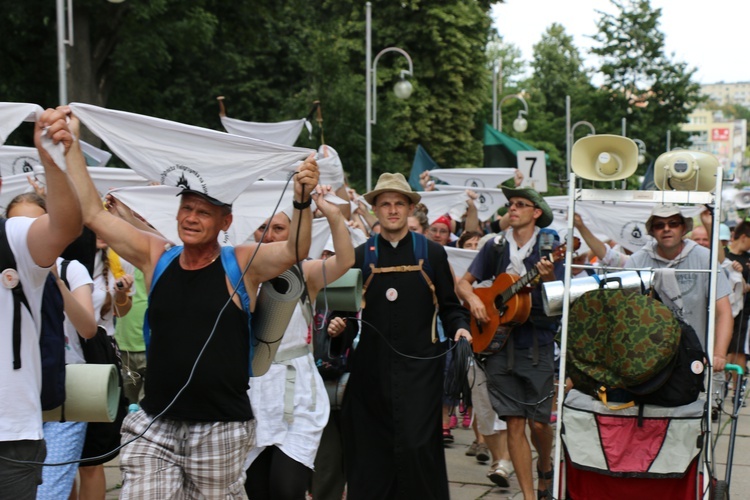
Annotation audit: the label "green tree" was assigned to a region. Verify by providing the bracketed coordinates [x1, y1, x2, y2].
[589, 0, 704, 172]
[522, 23, 597, 188]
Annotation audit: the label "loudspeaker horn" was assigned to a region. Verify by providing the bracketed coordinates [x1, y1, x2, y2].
[735, 190, 750, 209]
[654, 150, 719, 192]
[571, 135, 639, 181]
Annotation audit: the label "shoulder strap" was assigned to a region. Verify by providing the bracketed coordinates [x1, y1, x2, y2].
[361, 234, 379, 308]
[60, 260, 71, 289]
[142, 245, 183, 349]
[1, 219, 31, 369]
[220, 246, 256, 376]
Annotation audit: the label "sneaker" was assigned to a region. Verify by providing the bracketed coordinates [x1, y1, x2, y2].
[487, 460, 512, 488]
[465, 441, 479, 457]
[449, 415, 458, 429]
[462, 410, 472, 428]
[475, 443, 490, 463]
[442, 427, 454, 444]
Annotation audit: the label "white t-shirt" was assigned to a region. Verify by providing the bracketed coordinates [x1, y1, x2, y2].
[56, 258, 94, 365]
[0, 217, 50, 441]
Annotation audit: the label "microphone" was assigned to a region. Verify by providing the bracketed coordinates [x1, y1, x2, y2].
[539, 229, 556, 259]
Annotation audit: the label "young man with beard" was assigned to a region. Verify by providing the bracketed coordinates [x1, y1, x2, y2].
[335, 173, 471, 499]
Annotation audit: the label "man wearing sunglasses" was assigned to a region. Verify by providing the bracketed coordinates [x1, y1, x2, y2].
[626, 204, 733, 373]
[457, 186, 563, 500]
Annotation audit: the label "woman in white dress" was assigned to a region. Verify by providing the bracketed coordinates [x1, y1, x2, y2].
[244, 185, 354, 500]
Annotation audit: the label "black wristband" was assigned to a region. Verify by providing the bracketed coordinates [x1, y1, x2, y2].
[293, 198, 312, 210]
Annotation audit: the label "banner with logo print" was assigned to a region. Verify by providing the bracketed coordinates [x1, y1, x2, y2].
[70, 103, 313, 205]
[419, 190, 473, 224]
[437, 185, 507, 221]
[545, 196, 703, 254]
[0, 172, 37, 212]
[427, 168, 515, 189]
[0, 146, 39, 177]
[261, 144, 346, 189]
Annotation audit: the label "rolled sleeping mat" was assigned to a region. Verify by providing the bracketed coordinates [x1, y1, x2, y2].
[542, 270, 654, 316]
[43, 364, 120, 422]
[251, 266, 306, 377]
[318, 268, 362, 312]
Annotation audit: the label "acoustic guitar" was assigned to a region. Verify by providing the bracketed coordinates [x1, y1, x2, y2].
[468, 241, 577, 353]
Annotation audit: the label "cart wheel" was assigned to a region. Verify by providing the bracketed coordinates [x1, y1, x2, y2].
[713, 480, 729, 499]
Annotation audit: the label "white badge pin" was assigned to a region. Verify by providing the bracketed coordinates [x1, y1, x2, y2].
[690, 360, 704, 375]
[386, 287, 398, 302]
[1, 269, 20, 289]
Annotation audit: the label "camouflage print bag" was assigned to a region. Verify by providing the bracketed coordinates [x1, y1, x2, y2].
[567, 288, 682, 403]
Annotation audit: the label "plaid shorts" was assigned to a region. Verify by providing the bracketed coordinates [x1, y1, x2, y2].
[119, 410, 255, 499]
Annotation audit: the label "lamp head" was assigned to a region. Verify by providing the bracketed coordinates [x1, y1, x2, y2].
[513, 113, 528, 133]
[654, 150, 719, 192]
[393, 78, 413, 99]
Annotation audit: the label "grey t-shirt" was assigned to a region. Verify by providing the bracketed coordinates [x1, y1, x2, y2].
[626, 239, 730, 348]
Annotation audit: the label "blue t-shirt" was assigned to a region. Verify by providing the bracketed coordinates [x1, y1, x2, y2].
[467, 233, 564, 348]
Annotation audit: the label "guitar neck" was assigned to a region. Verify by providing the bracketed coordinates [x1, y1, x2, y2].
[500, 267, 539, 303]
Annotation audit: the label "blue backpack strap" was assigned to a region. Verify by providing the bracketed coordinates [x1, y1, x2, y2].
[411, 232, 434, 282]
[142, 245, 183, 350]
[220, 246, 255, 377]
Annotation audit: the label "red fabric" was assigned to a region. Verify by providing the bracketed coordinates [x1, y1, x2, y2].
[596, 415, 669, 472]
[431, 214, 451, 229]
[564, 455, 704, 499]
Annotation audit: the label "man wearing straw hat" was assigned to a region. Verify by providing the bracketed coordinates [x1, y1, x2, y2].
[335, 172, 471, 499]
[54, 108, 320, 499]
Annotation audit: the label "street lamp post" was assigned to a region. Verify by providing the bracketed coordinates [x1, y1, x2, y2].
[497, 93, 529, 133]
[365, 2, 414, 192]
[56, 0, 125, 105]
[564, 95, 596, 179]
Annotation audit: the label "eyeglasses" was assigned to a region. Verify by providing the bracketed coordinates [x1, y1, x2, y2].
[505, 201, 537, 210]
[429, 227, 450, 235]
[651, 220, 683, 231]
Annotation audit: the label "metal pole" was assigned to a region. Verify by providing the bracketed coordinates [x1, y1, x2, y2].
[565, 95, 571, 179]
[56, 0, 67, 105]
[621, 117, 627, 137]
[666, 129, 671, 152]
[492, 59, 502, 129]
[365, 2, 373, 192]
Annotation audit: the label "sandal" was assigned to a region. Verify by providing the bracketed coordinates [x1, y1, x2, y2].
[537, 463, 554, 500]
[487, 460, 512, 488]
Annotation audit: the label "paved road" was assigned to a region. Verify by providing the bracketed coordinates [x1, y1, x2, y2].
[103, 394, 750, 499]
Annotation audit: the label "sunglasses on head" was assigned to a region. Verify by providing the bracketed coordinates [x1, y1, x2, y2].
[651, 220, 683, 231]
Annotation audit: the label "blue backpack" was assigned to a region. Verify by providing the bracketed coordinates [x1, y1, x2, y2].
[143, 245, 257, 376]
[0, 219, 67, 411]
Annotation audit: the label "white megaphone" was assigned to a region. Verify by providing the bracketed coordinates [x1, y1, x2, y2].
[571, 135, 639, 181]
[735, 190, 750, 209]
[654, 150, 719, 192]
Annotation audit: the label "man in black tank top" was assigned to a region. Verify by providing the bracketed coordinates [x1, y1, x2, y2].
[59, 109, 321, 499]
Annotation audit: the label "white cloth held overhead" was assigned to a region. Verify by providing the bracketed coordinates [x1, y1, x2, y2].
[427, 168, 516, 188]
[419, 191, 471, 224]
[437, 185, 508, 222]
[0, 102, 42, 145]
[220, 116, 308, 146]
[70, 103, 313, 205]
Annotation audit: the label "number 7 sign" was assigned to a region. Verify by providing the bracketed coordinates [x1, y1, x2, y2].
[516, 151, 547, 192]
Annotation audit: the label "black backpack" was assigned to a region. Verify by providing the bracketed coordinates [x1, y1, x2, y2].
[0, 219, 67, 411]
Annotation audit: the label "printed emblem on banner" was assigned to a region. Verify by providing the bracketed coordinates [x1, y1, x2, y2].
[476, 192, 493, 213]
[619, 221, 647, 249]
[12, 156, 38, 175]
[161, 164, 208, 195]
[386, 288, 398, 302]
[464, 177, 485, 188]
[1, 268, 20, 289]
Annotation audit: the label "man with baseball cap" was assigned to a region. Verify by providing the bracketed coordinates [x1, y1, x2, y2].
[337, 172, 472, 499]
[457, 186, 563, 500]
[626, 204, 732, 373]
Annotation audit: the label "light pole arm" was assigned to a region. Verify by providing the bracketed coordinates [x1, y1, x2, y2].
[370, 47, 414, 125]
[497, 93, 529, 132]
